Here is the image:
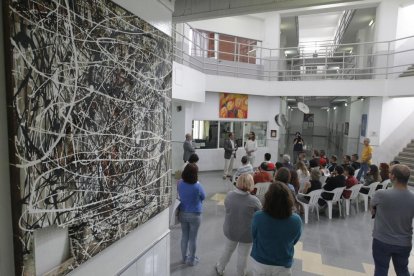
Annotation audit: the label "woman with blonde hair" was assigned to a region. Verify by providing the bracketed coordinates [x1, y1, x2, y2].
[215, 174, 262, 276]
[296, 161, 310, 192]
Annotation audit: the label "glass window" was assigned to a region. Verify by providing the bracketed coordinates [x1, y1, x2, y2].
[233, 122, 244, 148]
[244, 122, 267, 147]
[219, 121, 232, 148]
[192, 120, 218, 149]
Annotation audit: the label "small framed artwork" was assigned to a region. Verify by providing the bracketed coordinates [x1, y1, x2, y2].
[344, 122, 349, 136]
[271, 130, 277, 138]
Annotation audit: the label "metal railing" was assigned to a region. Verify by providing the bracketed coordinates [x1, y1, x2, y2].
[173, 23, 414, 81]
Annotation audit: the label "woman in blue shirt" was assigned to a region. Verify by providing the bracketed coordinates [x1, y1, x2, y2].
[251, 181, 302, 275]
[178, 163, 206, 266]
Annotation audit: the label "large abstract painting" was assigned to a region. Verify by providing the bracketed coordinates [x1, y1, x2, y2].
[4, 0, 172, 274]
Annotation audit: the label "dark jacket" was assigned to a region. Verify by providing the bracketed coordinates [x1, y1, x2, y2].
[183, 140, 195, 162]
[224, 138, 236, 159]
[321, 174, 346, 200]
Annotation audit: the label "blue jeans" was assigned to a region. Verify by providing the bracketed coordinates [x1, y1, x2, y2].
[372, 239, 411, 276]
[179, 212, 201, 264]
[357, 162, 369, 181]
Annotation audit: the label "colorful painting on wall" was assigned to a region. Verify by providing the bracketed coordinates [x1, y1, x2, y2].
[219, 93, 248, 119]
[4, 0, 172, 274]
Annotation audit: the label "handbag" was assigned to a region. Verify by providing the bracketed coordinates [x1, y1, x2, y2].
[170, 198, 181, 227]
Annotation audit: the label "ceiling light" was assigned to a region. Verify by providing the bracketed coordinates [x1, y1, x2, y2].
[369, 19, 374, 26]
[360, 98, 364, 101]
[327, 108, 330, 111]
[344, 103, 348, 106]
[333, 106, 337, 110]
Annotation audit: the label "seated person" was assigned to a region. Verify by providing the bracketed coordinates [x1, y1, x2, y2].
[297, 168, 322, 203]
[319, 158, 329, 176]
[360, 164, 382, 194]
[275, 162, 283, 170]
[282, 154, 294, 171]
[297, 151, 309, 167]
[264, 153, 275, 171]
[274, 167, 295, 194]
[342, 155, 351, 167]
[342, 166, 358, 199]
[319, 150, 329, 166]
[234, 156, 254, 179]
[327, 155, 338, 173]
[289, 170, 300, 194]
[390, 160, 400, 166]
[378, 162, 391, 189]
[351, 154, 360, 170]
[182, 153, 199, 171]
[309, 159, 319, 170]
[253, 162, 272, 184]
[318, 166, 346, 206]
[296, 161, 310, 192]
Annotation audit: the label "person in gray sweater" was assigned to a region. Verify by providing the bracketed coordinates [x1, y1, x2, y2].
[370, 164, 414, 276]
[215, 174, 262, 276]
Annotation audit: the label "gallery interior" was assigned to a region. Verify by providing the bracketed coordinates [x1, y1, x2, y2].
[0, 0, 414, 275]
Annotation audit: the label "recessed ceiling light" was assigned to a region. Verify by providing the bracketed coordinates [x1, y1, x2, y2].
[369, 19, 374, 26]
[333, 106, 337, 110]
[344, 103, 348, 106]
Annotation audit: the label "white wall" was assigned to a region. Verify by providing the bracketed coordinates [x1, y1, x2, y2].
[0, 3, 15, 275]
[188, 15, 264, 41]
[394, 3, 414, 74]
[182, 92, 280, 171]
[173, 62, 206, 102]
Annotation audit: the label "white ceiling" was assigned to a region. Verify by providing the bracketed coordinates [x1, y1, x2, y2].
[298, 11, 343, 43]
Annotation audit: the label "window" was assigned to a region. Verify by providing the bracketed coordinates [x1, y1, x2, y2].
[192, 120, 218, 149]
[192, 120, 267, 149]
[244, 122, 267, 147]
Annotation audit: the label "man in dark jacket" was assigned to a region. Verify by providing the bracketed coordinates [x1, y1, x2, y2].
[223, 132, 237, 179]
[319, 166, 346, 206]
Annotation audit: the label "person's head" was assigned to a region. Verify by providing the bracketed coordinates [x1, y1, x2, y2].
[334, 165, 344, 175]
[181, 163, 198, 184]
[390, 164, 410, 185]
[274, 167, 291, 184]
[236, 173, 255, 192]
[188, 153, 199, 164]
[330, 155, 338, 163]
[249, 131, 256, 141]
[296, 161, 307, 173]
[228, 132, 234, 140]
[368, 164, 380, 180]
[263, 181, 294, 219]
[320, 150, 326, 157]
[260, 162, 268, 171]
[282, 154, 291, 163]
[390, 160, 400, 166]
[343, 155, 351, 163]
[295, 131, 301, 138]
[351, 154, 359, 162]
[344, 165, 355, 177]
[319, 158, 327, 168]
[264, 153, 271, 161]
[241, 156, 248, 165]
[310, 168, 321, 181]
[185, 133, 192, 141]
[309, 159, 319, 168]
[313, 149, 320, 158]
[275, 162, 283, 170]
[363, 137, 370, 146]
[379, 162, 390, 180]
[298, 151, 306, 160]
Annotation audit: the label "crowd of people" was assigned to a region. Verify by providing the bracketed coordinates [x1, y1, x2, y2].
[179, 132, 413, 276]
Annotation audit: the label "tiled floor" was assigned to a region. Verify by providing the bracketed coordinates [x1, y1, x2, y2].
[170, 171, 414, 276]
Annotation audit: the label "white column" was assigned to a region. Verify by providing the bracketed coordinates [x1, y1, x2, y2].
[373, 0, 399, 78]
[262, 12, 281, 80]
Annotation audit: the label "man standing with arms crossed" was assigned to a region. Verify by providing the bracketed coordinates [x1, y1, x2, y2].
[357, 137, 373, 181]
[223, 132, 237, 179]
[370, 164, 414, 276]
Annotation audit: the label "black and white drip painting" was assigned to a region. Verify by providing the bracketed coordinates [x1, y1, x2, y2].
[5, 0, 172, 274]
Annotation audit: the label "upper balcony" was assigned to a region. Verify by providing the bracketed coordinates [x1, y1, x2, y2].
[173, 24, 414, 81]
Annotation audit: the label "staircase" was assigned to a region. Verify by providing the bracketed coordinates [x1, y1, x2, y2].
[395, 139, 414, 186]
[399, 65, 414, 78]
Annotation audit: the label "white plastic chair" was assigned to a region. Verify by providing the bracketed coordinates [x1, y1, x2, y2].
[359, 182, 380, 212]
[320, 175, 328, 187]
[380, 179, 391, 189]
[255, 182, 272, 204]
[321, 187, 345, 219]
[297, 189, 323, 224]
[342, 184, 363, 216]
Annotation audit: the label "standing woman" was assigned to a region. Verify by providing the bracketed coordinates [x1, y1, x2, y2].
[178, 163, 206, 266]
[293, 132, 304, 164]
[245, 131, 258, 167]
[251, 181, 302, 275]
[215, 174, 262, 276]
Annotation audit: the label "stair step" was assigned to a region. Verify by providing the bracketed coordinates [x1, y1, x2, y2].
[399, 152, 414, 158]
[395, 156, 414, 163]
[403, 147, 414, 153]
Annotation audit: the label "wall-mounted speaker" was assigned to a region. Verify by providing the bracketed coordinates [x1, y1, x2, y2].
[176, 105, 182, 112]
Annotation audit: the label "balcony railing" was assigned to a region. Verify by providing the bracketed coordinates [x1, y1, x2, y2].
[173, 23, 414, 81]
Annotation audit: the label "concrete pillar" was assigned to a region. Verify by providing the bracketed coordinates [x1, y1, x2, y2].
[373, 0, 399, 78]
[262, 12, 281, 80]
